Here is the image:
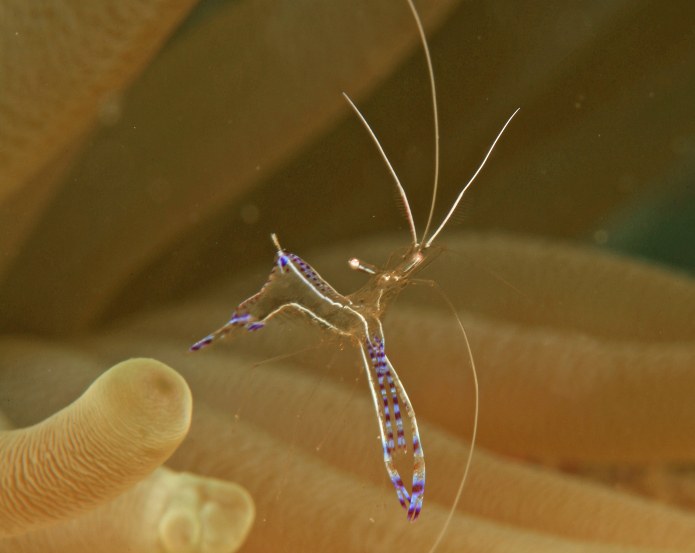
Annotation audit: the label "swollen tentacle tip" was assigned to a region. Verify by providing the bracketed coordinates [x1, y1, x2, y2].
[103, 358, 192, 444]
[0, 358, 192, 538]
[158, 472, 255, 553]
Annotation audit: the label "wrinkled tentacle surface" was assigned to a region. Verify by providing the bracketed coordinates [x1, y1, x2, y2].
[0, 358, 191, 537]
[0, 354, 255, 552]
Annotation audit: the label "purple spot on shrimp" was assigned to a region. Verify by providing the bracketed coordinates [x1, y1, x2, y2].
[230, 313, 251, 324]
[190, 336, 213, 351]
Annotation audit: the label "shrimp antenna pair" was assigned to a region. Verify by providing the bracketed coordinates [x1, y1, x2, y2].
[342, 6, 519, 249]
[190, 0, 519, 543]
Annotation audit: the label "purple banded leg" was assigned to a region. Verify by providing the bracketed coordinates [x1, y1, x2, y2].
[386, 355, 425, 521]
[378, 372, 396, 452]
[383, 360, 406, 450]
[190, 335, 214, 351]
[359, 344, 411, 511]
[368, 337, 406, 451]
[189, 312, 257, 351]
[389, 375, 406, 450]
[409, 434, 425, 521]
[367, 340, 396, 452]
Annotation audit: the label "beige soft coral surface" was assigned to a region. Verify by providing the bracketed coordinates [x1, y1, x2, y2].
[1, 0, 695, 551]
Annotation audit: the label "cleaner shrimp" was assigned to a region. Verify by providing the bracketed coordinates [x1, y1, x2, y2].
[191, 0, 518, 544]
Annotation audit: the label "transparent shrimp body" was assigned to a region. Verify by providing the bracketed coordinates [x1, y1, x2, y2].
[191, 238, 433, 519]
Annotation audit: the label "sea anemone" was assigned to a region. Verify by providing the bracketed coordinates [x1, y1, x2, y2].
[1, 0, 694, 551]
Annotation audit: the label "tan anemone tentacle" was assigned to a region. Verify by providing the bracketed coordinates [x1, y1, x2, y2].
[171, 350, 695, 550]
[0, 467, 254, 553]
[387, 233, 695, 463]
[0, 0, 201, 280]
[171, 404, 694, 553]
[0, 358, 192, 538]
[0, 0, 200, 203]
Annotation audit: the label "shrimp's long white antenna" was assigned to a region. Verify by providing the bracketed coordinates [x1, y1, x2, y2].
[424, 281, 479, 553]
[424, 107, 520, 247]
[343, 92, 418, 246]
[405, 0, 440, 245]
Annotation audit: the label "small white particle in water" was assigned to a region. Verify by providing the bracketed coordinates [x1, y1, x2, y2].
[240, 203, 260, 225]
[98, 94, 123, 126]
[593, 229, 608, 244]
[574, 93, 586, 109]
